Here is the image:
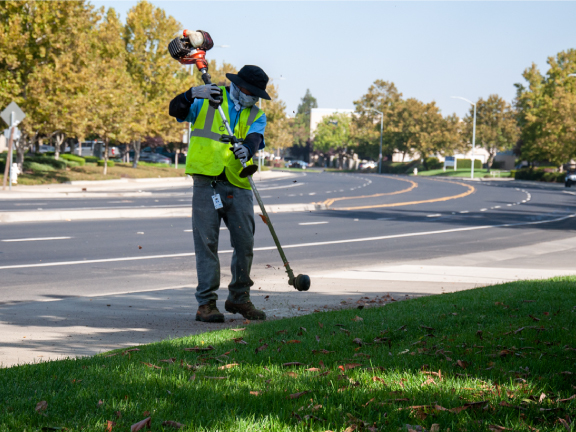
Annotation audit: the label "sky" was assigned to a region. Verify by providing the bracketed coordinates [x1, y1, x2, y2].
[94, 1, 576, 119]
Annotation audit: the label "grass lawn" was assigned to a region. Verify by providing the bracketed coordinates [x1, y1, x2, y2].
[1, 277, 575, 431]
[0, 163, 187, 186]
[415, 169, 511, 179]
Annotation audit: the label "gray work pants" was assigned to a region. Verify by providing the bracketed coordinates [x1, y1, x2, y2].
[192, 175, 255, 306]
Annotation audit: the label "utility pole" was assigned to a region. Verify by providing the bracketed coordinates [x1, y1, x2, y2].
[367, 108, 384, 174]
[1, 102, 26, 191]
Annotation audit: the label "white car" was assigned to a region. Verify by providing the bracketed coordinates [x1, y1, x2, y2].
[565, 172, 576, 187]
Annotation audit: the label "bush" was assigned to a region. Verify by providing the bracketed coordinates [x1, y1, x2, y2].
[65, 160, 81, 168]
[0, 160, 4, 173]
[97, 160, 115, 167]
[514, 168, 564, 183]
[491, 161, 504, 169]
[84, 156, 99, 163]
[26, 155, 67, 170]
[23, 161, 55, 172]
[423, 157, 443, 171]
[456, 158, 482, 169]
[60, 154, 85, 166]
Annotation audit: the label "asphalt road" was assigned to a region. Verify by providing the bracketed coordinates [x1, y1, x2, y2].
[1, 172, 576, 366]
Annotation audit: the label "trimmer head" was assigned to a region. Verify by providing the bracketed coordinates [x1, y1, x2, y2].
[292, 274, 311, 291]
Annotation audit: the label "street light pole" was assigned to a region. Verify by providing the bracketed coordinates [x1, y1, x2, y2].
[367, 108, 383, 174]
[452, 96, 476, 179]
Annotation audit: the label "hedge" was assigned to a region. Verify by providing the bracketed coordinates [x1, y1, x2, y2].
[423, 157, 443, 170]
[455, 158, 482, 169]
[514, 168, 564, 183]
[84, 156, 99, 163]
[23, 161, 55, 172]
[60, 154, 85, 166]
[97, 160, 115, 167]
[26, 155, 67, 170]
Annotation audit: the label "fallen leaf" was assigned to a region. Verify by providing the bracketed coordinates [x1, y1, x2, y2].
[131, 417, 151, 432]
[189, 374, 195, 381]
[343, 363, 362, 370]
[421, 377, 436, 386]
[559, 418, 571, 431]
[306, 367, 321, 372]
[285, 372, 298, 378]
[529, 315, 540, 321]
[300, 327, 307, 332]
[138, 246, 142, 249]
[142, 362, 161, 369]
[183, 346, 215, 352]
[340, 328, 351, 336]
[318, 322, 324, 328]
[35, 401, 48, 413]
[287, 340, 301, 344]
[312, 349, 335, 354]
[122, 348, 140, 355]
[160, 358, 176, 364]
[255, 344, 268, 353]
[352, 338, 363, 346]
[315, 335, 320, 342]
[104, 353, 118, 358]
[539, 393, 546, 403]
[557, 394, 575, 403]
[161, 421, 184, 429]
[250, 391, 260, 396]
[283, 362, 305, 366]
[289, 391, 309, 399]
[115, 411, 122, 419]
[488, 425, 512, 431]
[218, 363, 239, 370]
[204, 376, 228, 380]
[456, 360, 469, 369]
[372, 376, 385, 383]
[233, 337, 248, 344]
[106, 420, 116, 431]
[243, 319, 251, 324]
[352, 316, 363, 322]
[231, 328, 245, 332]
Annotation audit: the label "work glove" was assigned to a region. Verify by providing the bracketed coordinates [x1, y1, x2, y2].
[190, 84, 223, 106]
[230, 144, 250, 164]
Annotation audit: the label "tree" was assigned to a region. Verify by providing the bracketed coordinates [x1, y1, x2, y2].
[89, 8, 136, 174]
[515, 49, 576, 167]
[0, 0, 96, 167]
[313, 113, 354, 168]
[124, 0, 186, 167]
[463, 95, 518, 169]
[291, 89, 318, 158]
[261, 83, 291, 155]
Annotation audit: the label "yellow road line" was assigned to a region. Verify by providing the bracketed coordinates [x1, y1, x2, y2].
[322, 177, 418, 207]
[331, 178, 475, 211]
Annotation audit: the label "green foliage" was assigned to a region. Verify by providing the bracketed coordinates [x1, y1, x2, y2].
[423, 157, 443, 170]
[455, 159, 482, 169]
[514, 168, 564, 182]
[26, 155, 67, 170]
[463, 95, 518, 168]
[97, 160, 115, 167]
[313, 113, 352, 154]
[515, 49, 576, 166]
[23, 161, 55, 172]
[84, 156, 99, 163]
[60, 154, 86, 166]
[381, 160, 422, 174]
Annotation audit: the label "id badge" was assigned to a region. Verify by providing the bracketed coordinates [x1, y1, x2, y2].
[212, 194, 223, 210]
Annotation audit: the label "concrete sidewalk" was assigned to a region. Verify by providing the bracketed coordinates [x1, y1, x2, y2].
[2, 235, 576, 367]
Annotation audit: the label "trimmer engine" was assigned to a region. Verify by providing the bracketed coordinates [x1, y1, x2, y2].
[168, 30, 214, 70]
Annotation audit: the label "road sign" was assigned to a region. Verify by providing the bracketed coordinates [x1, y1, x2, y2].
[4, 127, 21, 141]
[1, 102, 26, 126]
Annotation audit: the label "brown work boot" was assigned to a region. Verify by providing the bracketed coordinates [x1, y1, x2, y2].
[225, 300, 266, 321]
[196, 300, 225, 323]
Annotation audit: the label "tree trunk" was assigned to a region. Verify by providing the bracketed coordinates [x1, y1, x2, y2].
[54, 133, 65, 160]
[16, 139, 25, 171]
[132, 139, 141, 168]
[103, 138, 109, 175]
[487, 150, 495, 172]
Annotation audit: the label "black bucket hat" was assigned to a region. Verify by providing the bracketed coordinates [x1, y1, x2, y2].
[226, 65, 271, 100]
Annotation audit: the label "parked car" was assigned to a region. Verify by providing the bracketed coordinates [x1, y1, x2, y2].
[285, 160, 308, 169]
[38, 145, 55, 153]
[359, 161, 377, 170]
[139, 152, 171, 165]
[565, 171, 576, 187]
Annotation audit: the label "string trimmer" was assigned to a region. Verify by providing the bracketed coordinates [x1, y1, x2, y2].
[168, 29, 310, 292]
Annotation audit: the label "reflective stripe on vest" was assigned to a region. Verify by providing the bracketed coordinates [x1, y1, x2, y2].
[189, 106, 222, 141]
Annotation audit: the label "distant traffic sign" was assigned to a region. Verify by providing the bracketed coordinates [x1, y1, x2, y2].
[1, 102, 26, 126]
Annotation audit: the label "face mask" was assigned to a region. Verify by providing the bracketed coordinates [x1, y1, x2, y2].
[230, 82, 259, 111]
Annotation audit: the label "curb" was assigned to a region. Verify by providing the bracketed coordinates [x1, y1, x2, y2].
[0, 203, 328, 223]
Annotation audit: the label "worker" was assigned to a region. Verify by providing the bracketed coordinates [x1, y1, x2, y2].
[169, 65, 270, 323]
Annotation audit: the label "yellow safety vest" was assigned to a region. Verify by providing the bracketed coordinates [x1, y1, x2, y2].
[185, 86, 264, 190]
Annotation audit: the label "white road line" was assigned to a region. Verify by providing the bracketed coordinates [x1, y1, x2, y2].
[376, 217, 394, 221]
[564, 191, 576, 195]
[494, 206, 501, 209]
[2, 213, 573, 271]
[298, 221, 329, 226]
[183, 229, 193, 232]
[507, 204, 513, 206]
[1, 236, 72, 243]
[427, 214, 442, 217]
[12, 203, 48, 206]
[460, 211, 469, 214]
[480, 208, 487, 212]
[309, 192, 316, 196]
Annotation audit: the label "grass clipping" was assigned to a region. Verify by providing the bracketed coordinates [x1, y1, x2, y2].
[1, 277, 575, 431]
